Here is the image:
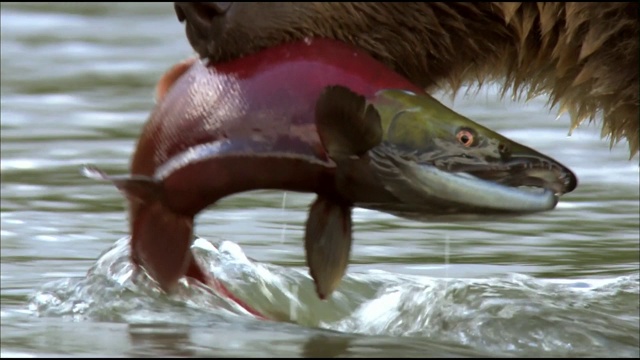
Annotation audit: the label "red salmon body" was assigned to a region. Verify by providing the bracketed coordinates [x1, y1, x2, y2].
[86, 37, 577, 319]
[116, 38, 421, 318]
[132, 38, 423, 213]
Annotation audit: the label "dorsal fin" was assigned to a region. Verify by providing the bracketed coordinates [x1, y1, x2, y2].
[154, 57, 198, 102]
[314, 85, 383, 160]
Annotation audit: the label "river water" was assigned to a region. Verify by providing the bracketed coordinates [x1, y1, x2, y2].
[1, 2, 638, 358]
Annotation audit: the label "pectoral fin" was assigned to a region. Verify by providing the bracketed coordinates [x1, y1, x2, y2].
[304, 196, 353, 300]
[315, 85, 383, 159]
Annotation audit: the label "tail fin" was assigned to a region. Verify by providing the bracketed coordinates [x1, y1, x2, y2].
[83, 165, 195, 292]
[83, 165, 269, 319]
[130, 200, 195, 292]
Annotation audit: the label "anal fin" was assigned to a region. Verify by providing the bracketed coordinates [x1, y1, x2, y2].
[304, 196, 353, 300]
[315, 85, 383, 159]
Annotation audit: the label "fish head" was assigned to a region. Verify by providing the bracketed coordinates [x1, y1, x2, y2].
[367, 89, 578, 214]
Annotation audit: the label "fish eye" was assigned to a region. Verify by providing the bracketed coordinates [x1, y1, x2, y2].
[456, 128, 475, 147]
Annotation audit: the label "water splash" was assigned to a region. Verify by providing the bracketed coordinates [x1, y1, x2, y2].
[27, 236, 640, 357]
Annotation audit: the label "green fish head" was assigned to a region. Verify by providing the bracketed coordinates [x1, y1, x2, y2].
[372, 89, 577, 198]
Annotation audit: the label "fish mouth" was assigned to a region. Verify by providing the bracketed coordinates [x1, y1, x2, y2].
[441, 156, 578, 197]
[408, 152, 578, 213]
[368, 145, 578, 215]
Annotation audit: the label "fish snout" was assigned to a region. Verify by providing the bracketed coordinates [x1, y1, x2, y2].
[550, 158, 578, 195]
[502, 156, 578, 196]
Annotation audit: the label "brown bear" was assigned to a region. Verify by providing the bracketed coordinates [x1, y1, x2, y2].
[174, 2, 639, 158]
